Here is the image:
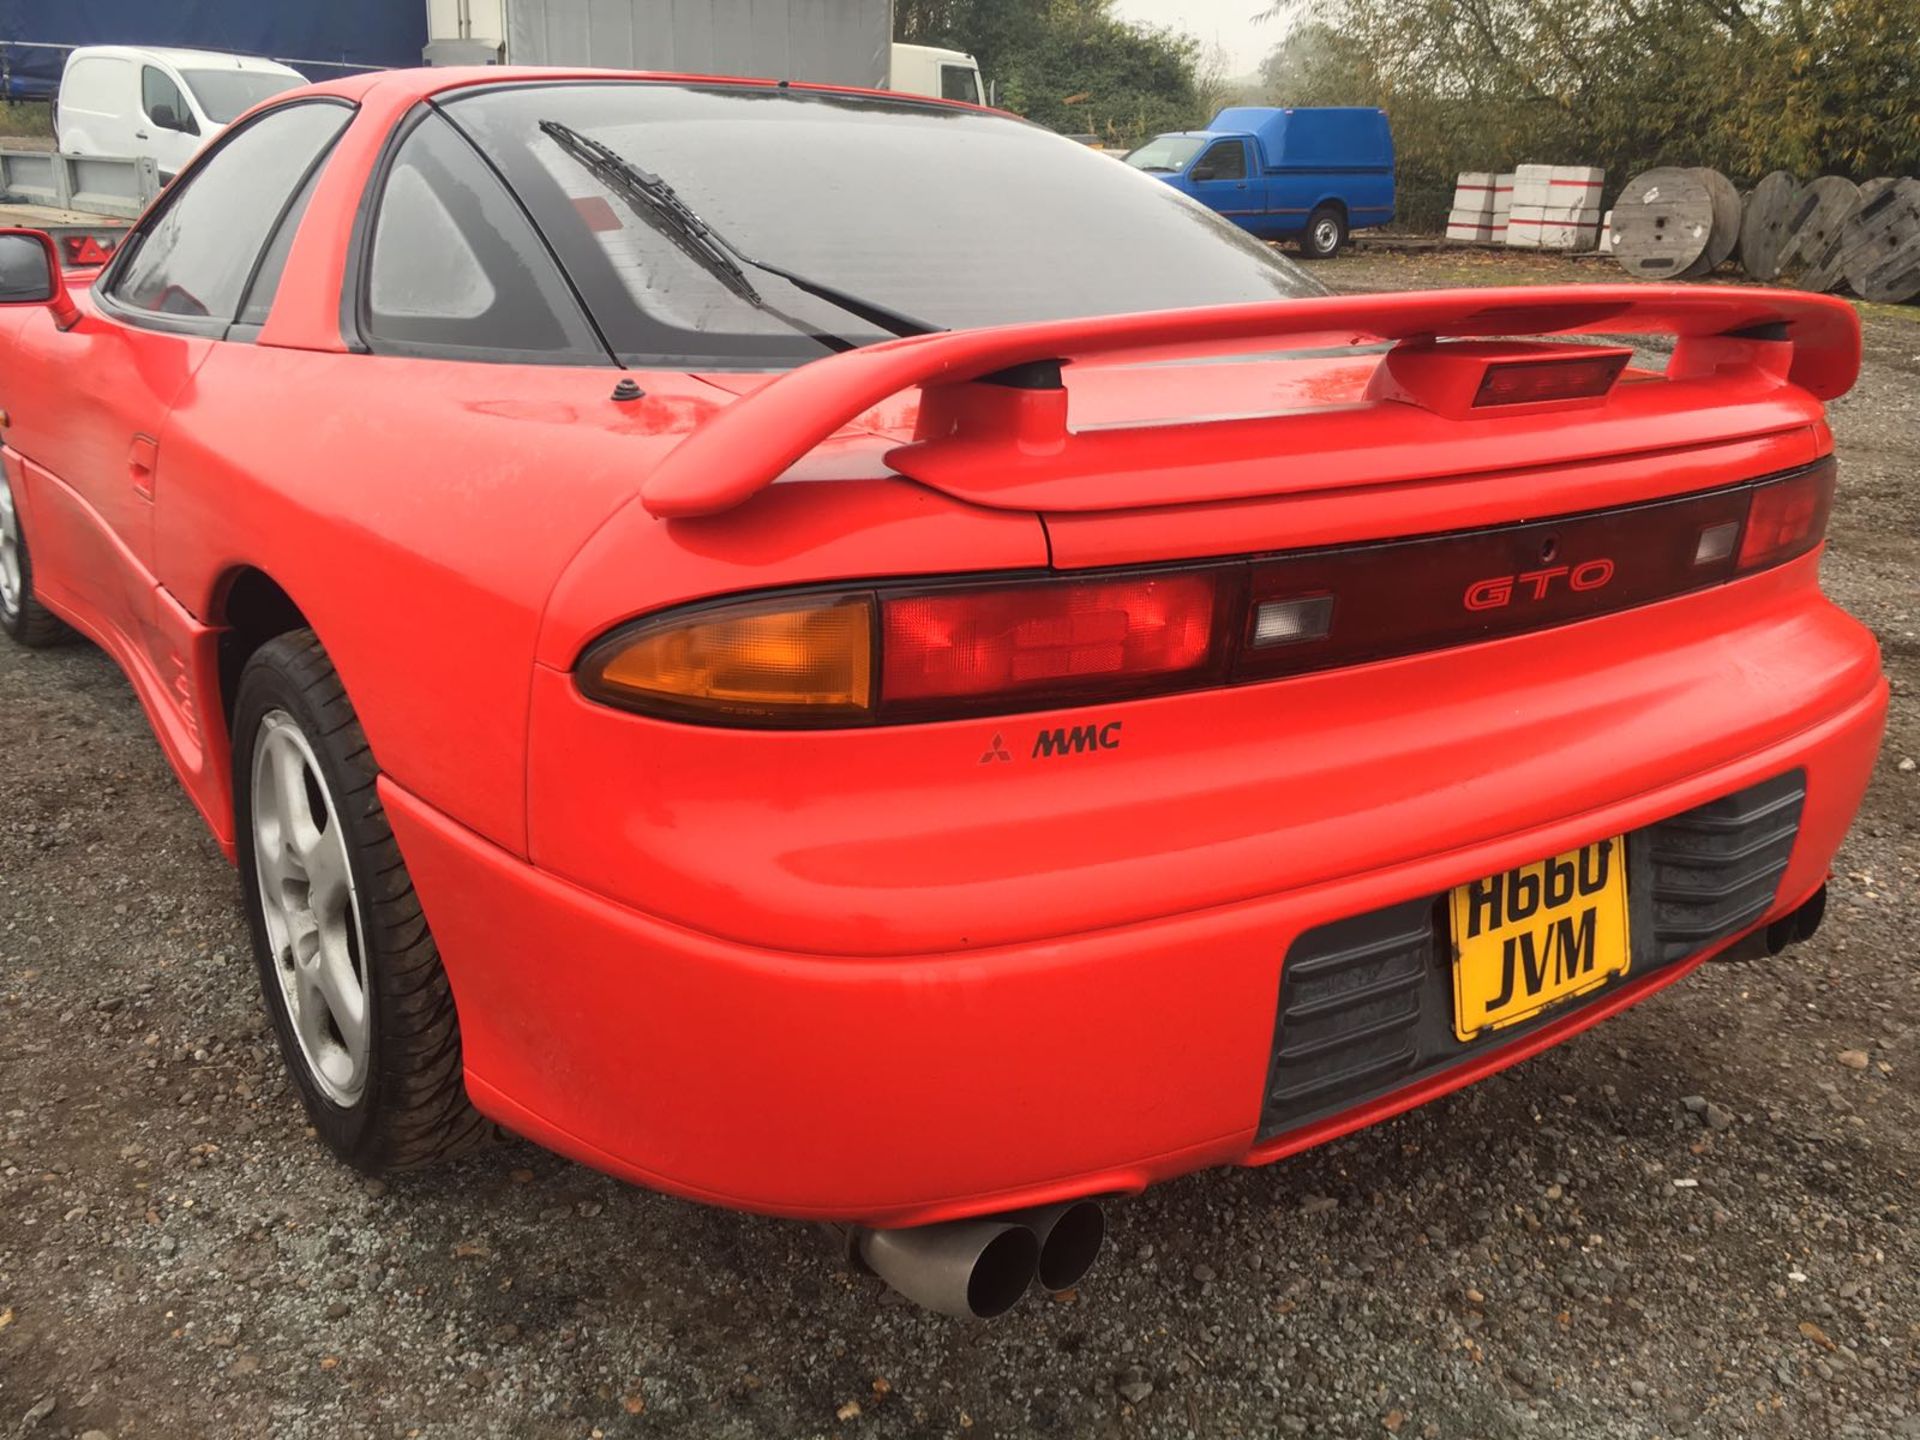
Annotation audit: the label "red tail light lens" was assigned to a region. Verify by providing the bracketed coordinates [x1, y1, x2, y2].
[882, 572, 1224, 707]
[1738, 463, 1835, 570]
[1473, 352, 1629, 408]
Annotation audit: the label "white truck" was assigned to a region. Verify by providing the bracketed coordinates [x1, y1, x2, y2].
[423, 0, 985, 102]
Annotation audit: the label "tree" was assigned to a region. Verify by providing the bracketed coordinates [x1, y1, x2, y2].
[1255, 0, 1920, 229]
[1259, 22, 1372, 103]
[895, 0, 1214, 145]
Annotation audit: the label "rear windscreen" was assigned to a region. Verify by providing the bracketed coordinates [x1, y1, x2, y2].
[438, 81, 1325, 369]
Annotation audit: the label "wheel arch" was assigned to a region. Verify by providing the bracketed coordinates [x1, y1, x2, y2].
[210, 564, 316, 724]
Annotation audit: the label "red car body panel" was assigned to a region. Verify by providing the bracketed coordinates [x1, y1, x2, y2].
[395, 661, 1879, 1225]
[0, 68, 1886, 1226]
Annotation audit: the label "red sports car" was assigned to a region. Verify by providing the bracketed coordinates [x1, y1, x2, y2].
[0, 68, 1885, 1318]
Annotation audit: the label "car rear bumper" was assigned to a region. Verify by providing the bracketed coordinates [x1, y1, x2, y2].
[384, 667, 1884, 1226]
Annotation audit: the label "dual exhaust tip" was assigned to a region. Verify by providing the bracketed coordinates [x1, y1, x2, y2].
[846, 1199, 1106, 1318]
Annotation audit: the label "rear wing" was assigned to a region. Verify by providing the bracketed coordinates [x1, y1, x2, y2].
[642, 285, 1860, 520]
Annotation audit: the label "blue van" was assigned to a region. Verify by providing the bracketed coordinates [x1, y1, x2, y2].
[1124, 106, 1395, 257]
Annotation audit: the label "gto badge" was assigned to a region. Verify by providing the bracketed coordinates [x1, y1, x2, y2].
[1464, 559, 1615, 611]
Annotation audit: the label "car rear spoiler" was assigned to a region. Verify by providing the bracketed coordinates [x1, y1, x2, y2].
[641, 285, 1860, 520]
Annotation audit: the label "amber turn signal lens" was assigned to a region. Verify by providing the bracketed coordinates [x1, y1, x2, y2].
[580, 593, 873, 719]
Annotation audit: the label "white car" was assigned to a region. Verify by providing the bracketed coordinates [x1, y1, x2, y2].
[56, 46, 305, 181]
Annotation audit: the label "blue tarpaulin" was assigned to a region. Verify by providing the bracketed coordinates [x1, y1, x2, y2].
[0, 0, 427, 99]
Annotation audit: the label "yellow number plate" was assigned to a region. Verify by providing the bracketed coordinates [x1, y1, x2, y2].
[1449, 837, 1630, 1043]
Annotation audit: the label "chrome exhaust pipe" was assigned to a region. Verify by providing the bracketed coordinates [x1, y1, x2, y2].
[1004, 1199, 1107, 1293]
[845, 1219, 1039, 1319]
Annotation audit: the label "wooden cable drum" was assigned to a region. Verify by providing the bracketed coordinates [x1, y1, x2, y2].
[1839, 177, 1920, 303]
[1609, 167, 1713, 279]
[1781, 176, 1862, 292]
[1688, 168, 1743, 275]
[1738, 171, 1801, 281]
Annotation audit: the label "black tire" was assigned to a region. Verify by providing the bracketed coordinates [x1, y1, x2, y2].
[0, 471, 75, 648]
[233, 629, 489, 1172]
[1299, 203, 1348, 260]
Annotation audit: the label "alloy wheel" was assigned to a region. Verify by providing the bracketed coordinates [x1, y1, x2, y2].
[0, 475, 21, 622]
[250, 710, 372, 1106]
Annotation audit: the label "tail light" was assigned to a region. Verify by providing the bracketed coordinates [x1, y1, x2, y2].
[1738, 463, 1835, 570]
[578, 593, 873, 721]
[60, 234, 117, 266]
[578, 459, 1836, 727]
[881, 572, 1225, 709]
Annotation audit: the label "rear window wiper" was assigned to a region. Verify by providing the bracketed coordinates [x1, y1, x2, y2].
[538, 119, 944, 344]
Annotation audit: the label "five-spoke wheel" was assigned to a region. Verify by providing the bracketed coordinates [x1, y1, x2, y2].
[250, 710, 371, 1107]
[234, 630, 488, 1171]
[0, 470, 69, 647]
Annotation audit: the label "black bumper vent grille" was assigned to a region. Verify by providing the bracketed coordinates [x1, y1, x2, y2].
[1259, 769, 1806, 1140]
[1643, 770, 1805, 965]
[1264, 908, 1428, 1119]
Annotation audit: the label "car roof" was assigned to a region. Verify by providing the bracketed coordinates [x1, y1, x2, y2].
[293, 64, 992, 113]
[67, 45, 304, 76]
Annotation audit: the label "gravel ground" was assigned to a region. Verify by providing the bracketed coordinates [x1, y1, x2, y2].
[2, 250, 1915, 1440]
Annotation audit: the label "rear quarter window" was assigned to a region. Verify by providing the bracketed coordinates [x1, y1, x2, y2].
[359, 110, 603, 364]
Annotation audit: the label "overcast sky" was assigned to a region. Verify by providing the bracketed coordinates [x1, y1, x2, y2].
[1111, 0, 1279, 77]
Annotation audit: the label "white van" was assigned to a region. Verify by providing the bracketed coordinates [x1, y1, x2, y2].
[56, 47, 306, 181]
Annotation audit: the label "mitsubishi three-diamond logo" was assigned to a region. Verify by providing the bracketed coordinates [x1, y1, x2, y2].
[979, 732, 1012, 764]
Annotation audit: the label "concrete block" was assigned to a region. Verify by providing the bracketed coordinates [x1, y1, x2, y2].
[1451, 172, 1500, 217]
[1507, 202, 1603, 250]
[1511, 164, 1605, 211]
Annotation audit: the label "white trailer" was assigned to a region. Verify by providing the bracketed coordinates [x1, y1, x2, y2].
[423, 1, 983, 100]
[426, 0, 889, 88]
